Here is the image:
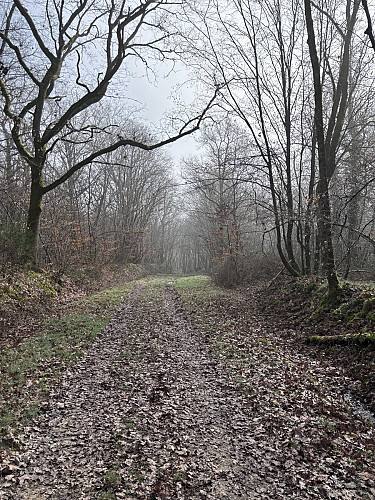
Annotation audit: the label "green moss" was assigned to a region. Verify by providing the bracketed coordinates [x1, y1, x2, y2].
[334, 296, 364, 320]
[360, 297, 375, 321]
[99, 494, 116, 500]
[104, 470, 121, 488]
[215, 341, 236, 358]
[0, 270, 59, 308]
[306, 333, 375, 346]
[315, 283, 343, 312]
[172, 471, 184, 483]
[332, 292, 375, 327]
[27, 270, 59, 296]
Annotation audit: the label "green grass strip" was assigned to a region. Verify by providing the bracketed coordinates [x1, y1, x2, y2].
[0, 281, 136, 446]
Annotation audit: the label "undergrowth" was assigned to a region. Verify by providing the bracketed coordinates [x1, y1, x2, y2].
[261, 277, 375, 335]
[0, 269, 60, 318]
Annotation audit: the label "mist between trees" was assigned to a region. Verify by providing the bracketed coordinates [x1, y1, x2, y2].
[0, 0, 375, 294]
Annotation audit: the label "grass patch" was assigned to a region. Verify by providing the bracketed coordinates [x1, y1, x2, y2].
[103, 469, 121, 488]
[174, 275, 226, 307]
[0, 280, 137, 447]
[143, 275, 177, 287]
[98, 493, 117, 500]
[215, 341, 237, 358]
[81, 282, 137, 312]
[174, 275, 215, 295]
[174, 274, 211, 289]
[174, 275, 235, 319]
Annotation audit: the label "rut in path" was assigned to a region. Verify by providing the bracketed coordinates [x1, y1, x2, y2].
[1, 281, 375, 499]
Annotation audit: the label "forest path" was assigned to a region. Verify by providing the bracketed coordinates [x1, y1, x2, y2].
[1, 277, 375, 499]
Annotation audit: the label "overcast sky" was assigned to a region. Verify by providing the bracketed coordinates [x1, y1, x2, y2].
[125, 57, 200, 170]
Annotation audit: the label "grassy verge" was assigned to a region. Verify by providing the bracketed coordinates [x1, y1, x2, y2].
[0, 281, 137, 447]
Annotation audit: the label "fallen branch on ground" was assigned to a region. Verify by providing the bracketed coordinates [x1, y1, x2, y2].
[306, 333, 375, 346]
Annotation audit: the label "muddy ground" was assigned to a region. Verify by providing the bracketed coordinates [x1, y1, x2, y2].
[1, 279, 374, 499]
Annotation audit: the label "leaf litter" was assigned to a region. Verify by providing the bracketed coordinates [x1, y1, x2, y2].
[1, 279, 375, 499]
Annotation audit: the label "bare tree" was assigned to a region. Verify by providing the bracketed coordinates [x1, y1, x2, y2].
[0, 0, 216, 265]
[181, 0, 374, 289]
[181, 0, 310, 276]
[304, 0, 340, 297]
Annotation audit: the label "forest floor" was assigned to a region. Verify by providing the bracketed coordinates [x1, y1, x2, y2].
[1, 275, 375, 499]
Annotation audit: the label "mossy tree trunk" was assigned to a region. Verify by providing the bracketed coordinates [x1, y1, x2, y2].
[315, 182, 340, 298]
[304, 0, 340, 300]
[23, 165, 44, 266]
[304, 0, 359, 299]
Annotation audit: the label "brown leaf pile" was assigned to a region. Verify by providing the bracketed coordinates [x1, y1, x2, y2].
[1, 280, 374, 499]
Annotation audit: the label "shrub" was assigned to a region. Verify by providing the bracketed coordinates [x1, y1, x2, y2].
[212, 253, 281, 287]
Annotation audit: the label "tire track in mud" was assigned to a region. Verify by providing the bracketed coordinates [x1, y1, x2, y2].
[0, 283, 263, 499]
[0, 284, 146, 500]
[120, 285, 262, 499]
[1, 281, 374, 499]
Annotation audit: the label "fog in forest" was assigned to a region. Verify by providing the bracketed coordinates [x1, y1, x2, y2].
[1, 0, 375, 291]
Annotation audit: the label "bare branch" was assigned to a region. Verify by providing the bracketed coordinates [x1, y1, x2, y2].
[0, 3, 15, 56]
[43, 89, 219, 194]
[0, 33, 40, 85]
[311, 1, 345, 38]
[75, 50, 91, 92]
[13, 0, 56, 62]
[362, 0, 375, 50]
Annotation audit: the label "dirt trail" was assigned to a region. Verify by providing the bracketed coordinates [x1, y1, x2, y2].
[1, 281, 375, 499]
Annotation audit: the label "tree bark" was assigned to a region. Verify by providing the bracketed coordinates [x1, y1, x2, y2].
[24, 166, 44, 265]
[304, 0, 340, 299]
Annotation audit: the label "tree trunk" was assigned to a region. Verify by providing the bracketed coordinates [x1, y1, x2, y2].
[304, 0, 340, 300]
[304, 129, 316, 275]
[315, 182, 339, 294]
[344, 90, 361, 279]
[23, 167, 44, 266]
